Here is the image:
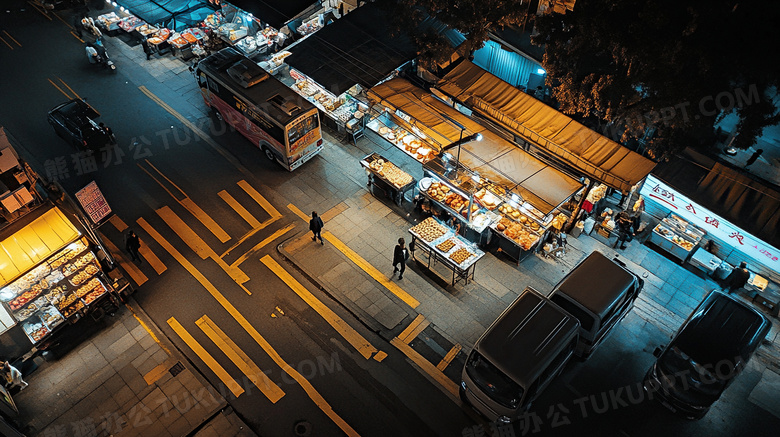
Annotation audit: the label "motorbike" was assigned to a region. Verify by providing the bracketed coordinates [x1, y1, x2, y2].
[86, 38, 116, 71]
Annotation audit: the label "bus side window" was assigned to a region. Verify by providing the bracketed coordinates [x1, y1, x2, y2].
[207, 77, 220, 93]
[198, 73, 207, 87]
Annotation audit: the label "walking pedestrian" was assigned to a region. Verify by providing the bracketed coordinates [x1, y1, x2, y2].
[72, 15, 84, 38]
[141, 38, 152, 60]
[125, 230, 142, 263]
[614, 210, 635, 250]
[1, 361, 27, 391]
[392, 237, 409, 280]
[745, 149, 763, 167]
[723, 262, 750, 294]
[309, 211, 324, 244]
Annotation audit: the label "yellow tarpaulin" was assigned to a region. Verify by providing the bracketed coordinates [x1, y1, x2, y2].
[0, 207, 80, 287]
[437, 60, 656, 193]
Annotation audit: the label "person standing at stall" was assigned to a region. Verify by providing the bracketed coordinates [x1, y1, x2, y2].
[393, 237, 409, 280]
[723, 262, 751, 294]
[614, 210, 635, 250]
[309, 211, 324, 244]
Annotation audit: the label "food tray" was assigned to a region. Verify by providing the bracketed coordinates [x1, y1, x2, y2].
[409, 217, 448, 243]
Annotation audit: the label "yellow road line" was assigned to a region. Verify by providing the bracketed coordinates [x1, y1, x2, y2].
[324, 231, 420, 309]
[3, 31, 21, 47]
[70, 31, 84, 42]
[0, 36, 12, 50]
[125, 303, 170, 354]
[219, 190, 261, 228]
[139, 240, 167, 275]
[144, 362, 173, 385]
[181, 197, 231, 243]
[398, 315, 430, 345]
[57, 78, 80, 99]
[47, 78, 71, 99]
[196, 315, 285, 403]
[51, 11, 71, 30]
[27, 1, 52, 20]
[109, 215, 128, 232]
[157, 206, 211, 259]
[287, 203, 309, 221]
[143, 159, 187, 199]
[238, 180, 282, 220]
[218, 216, 281, 258]
[390, 337, 459, 401]
[139, 219, 359, 436]
[436, 344, 462, 371]
[156, 206, 248, 284]
[231, 223, 295, 268]
[102, 232, 147, 286]
[167, 317, 244, 398]
[261, 255, 379, 360]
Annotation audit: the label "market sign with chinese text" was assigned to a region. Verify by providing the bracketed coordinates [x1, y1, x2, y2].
[640, 174, 779, 270]
[75, 181, 112, 225]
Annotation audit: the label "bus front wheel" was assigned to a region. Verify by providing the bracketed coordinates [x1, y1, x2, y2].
[261, 146, 275, 162]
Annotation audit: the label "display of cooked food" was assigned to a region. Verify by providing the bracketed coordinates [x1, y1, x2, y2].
[9, 286, 43, 310]
[84, 286, 107, 305]
[410, 217, 448, 242]
[496, 217, 540, 251]
[449, 248, 474, 264]
[550, 213, 568, 230]
[84, 264, 99, 275]
[474, 188, 501, 210]
[672, 235, 694, 251]
[443, 192, 468, 212]
[15, 307, 38, 320]
[61, 301, 84, 318]
[30, 325, 49, 343]
[70, 270, 91, 286]
[367, 158, 414, 187]
[436, 239, 456, 253]
[497, 203, 523, 221]
[426, 181, 450, 202]
[461, 203, 481, 218]
[56, 293, 80, 310]
[41, 306, 64, 328]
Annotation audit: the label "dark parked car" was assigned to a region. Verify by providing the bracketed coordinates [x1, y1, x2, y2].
[47, 99, 112, 151]
[643, 290, 770, 419]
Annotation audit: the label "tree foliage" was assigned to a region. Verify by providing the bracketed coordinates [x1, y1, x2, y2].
[533, 0, 780, 160]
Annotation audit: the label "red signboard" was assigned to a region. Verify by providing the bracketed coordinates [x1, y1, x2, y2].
[75, 181, 112, 225]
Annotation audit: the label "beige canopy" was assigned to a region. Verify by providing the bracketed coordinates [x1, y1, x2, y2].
[368, 78, 583, 215]
[437, 60, 655, 193]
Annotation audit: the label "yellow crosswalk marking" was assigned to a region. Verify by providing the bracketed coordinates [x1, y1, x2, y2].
[140, 220, 360, 436]
[261, 255, 379, 360]
[390, 338, 459, 402]
[156, 206, 249, 285]
[436, 344, 462, 371]
[218, 190, 261, 228]
[287, 203, 309, 221]
[196, 315, 285, 403]
[109, 215, 128, 232]
[100, 232, 147, 286]
[138, 239, 167, 275]
[231, 223, 295, 268]
[238, 180, 281, 220]
[180, 198, 231, 243]
[398, 315, 430, 344]
[324, 231, 420, 309]
[167, 317, 244, 398]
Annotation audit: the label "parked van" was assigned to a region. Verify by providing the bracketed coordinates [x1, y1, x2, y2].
[643, 290, 770, 419]
[549, 251, 643, 359]
[460, 287, 580, 423]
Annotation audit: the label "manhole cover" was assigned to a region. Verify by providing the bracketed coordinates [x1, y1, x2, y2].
[293, 420, 311, 436]
[169, 361, 185, 377]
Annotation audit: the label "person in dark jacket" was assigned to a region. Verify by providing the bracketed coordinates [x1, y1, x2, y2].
[614, 210, 635, 250]
[393, 237, 409, 279]
[309, 211, 324, 244]
[125, 230, 142, 263]
[723, 262, 751, 294]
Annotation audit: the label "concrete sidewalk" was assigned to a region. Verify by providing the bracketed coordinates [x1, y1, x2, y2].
[13, 298, 255, 437]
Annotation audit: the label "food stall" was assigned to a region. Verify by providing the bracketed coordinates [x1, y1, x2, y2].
[288, 70, 370, 131]
[0, 206, 121, 356]
[648, 213, 705, 262]
[360, 153, 416, 206]
[202, 4, 285, 57]
[368, 78, 584, 261]
[95, 11, 122, 35]
[408, 217, 485, 286]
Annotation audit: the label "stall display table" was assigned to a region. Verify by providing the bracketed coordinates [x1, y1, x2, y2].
[688, 247, 722, 275]
[408, 218, 485, 286]
[360, 154, 415, 206]
[649, 214, 703, 263]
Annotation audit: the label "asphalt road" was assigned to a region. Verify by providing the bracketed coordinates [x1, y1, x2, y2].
[0, 2, 474, 436]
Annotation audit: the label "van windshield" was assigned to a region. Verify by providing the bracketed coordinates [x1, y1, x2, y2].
[466, 351, 524, 409]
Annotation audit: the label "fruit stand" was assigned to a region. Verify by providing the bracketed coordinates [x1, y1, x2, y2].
[360, 153, 416, 206]
[408, 217, 485, 286]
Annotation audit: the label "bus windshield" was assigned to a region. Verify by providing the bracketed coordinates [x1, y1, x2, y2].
[288, 113, 319, 146]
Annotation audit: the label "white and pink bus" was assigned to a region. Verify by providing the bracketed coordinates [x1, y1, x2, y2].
[196, 48, 323, 170]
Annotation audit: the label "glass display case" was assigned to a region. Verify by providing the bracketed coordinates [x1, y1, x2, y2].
[650, 213, 706, 262]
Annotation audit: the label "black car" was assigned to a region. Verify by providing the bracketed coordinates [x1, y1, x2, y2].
[643, 290, 770, 419]
[47, 99, 112, 151]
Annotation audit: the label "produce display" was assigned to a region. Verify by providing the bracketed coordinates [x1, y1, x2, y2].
[449, 247, 475, 264]
[410, 218, 448, 242]
[436, 239, 456, 253]
[367, 158, 413, 187]
[496, 217, 540, 251]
